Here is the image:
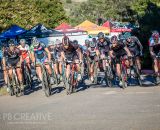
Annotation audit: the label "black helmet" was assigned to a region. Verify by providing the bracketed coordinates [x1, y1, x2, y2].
[92, 38, 97, 43]
[111, 35, 118, 43]
[8, 39, 15, 46]
[85, 39, 90, 44]
[62, 36, 69, 46]
[90, 41, 96, 48]
[97, 32, 105, 39]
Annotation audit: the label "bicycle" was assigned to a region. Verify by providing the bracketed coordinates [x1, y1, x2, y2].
[22, 60, 32, 90]
[103, 56, 114, 87]
[120, 57, 128, 89]
[37, 62, 51, 97]
[64, 60, 79, 95]
[6, 66, 23, 97]
[88, 58, 99, 84]
[154, 53, 160, 85]
[130, 56, 143, 86]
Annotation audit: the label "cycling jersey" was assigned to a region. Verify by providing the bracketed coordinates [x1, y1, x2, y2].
[149, 37, 160, 55]
[4, 47, 21, 66]
[18, 44, 30, 60]
[97, 37, 110, 55]
[88, 47, 97, 57]
[125, 36, 142, 56]
[32, 43, 48, 64]
[62, 42, 79, 61]
[110, 42, 127, 63]
[48, 46, 61, 62]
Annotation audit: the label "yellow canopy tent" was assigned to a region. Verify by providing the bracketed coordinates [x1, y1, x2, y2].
[76, 20, 110, 35]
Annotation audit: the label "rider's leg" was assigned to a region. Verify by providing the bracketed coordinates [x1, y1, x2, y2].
[45, 64, 52, 75]
[136, 57, 141, 71]
[3, 67, 8, 84]
[66, 64, 71, 80]
[26, 58, 31, 74]
[54, 63, 59, 75]
[16, 68, 23, 82]
[90, 63, 94, 81]
[154, 59, 159, 76]
[36, 66, 42, 81]
[116, 63, 121, 78]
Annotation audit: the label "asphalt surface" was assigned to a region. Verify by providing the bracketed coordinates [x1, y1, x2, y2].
[0, 76, 160, 130]
[0, 69, 160, 130]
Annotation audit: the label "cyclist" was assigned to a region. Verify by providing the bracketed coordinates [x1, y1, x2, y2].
[124, 32, 143, 72]
[18, 39, 31, 76]
[84, 39, 90, 48]
[30, 37, 54, 85]
[2, 40, 24, 92]
[47, 40, 61, 83]
[61, 36, 83, 83]
[149, 31, 160, 82]
[87, 41, 100, 82]
[97, 32, 111, 70]
[110, 35, 132, 86]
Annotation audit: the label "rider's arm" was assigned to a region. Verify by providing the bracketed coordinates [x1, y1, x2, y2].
[135, 37, 143, 51]
[109, 50, 115, 58]
[149, 46, 155, 57]
[124, 46, 132, 57]
[96, 48, 100, 56]
[77, 48, 83, 62]
[44, 48, 51, 62]
[2, 57, 6, 68]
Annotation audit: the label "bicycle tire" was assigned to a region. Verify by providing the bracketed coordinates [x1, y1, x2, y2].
[120, 65, 127, 89]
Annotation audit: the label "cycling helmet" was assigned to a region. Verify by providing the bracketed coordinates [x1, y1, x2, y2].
[8, 39, 15, 46]
[20, 39, 26, 44]
[124, 32, 131, 39]
[92, 38, 97, 43]
[85, 39, 90, 46]
[73, 40, 78, 45]
[152, 31, 159, 39]
[62, 36, 69, 46]
[97, 32, 105, 39]
[32, 37, 39, 47]
[55, 39, 61, 45]
[90, 41, 96, 48]
[111, 35, 118, 43]
[48, 41, 55, 46]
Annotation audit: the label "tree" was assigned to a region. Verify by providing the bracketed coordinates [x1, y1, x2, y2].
[0, 0, 68, 32]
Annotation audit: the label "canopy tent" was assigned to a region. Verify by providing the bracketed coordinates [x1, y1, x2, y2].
[103, 21, 131, 33]
[19, 23, 63, 38]
[55, 23, 86, 35]
[76, 20, 110, 35]
[0, 25, 26, 38]
[102, 21, 113, 29]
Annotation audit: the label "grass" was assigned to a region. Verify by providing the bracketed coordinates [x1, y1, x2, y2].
[0, 87, 8, 96]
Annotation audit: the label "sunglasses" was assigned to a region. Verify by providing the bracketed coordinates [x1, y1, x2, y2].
[9, 44, 14, 46]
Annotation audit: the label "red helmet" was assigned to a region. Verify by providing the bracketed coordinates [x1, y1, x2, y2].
[152, 31, 159, 39]
[62, 36, 69, 46]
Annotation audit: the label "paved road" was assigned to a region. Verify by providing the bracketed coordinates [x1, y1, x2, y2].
[0, 82, 160, 130]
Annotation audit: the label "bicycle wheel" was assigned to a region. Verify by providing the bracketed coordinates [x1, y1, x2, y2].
[134, 65, 142, 86]
[42, 66, 51, 97]
[7, 75, 14, 96]
[120, 65, 127, 89]
[93, 62, 98, 84]
[105, 66, 113, 87]
[24, 67, 32, 89]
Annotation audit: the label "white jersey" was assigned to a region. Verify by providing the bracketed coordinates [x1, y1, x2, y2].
[18, 44, 30, 51]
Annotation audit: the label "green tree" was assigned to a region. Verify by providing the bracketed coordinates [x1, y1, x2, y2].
[0, 0, 68, 31]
